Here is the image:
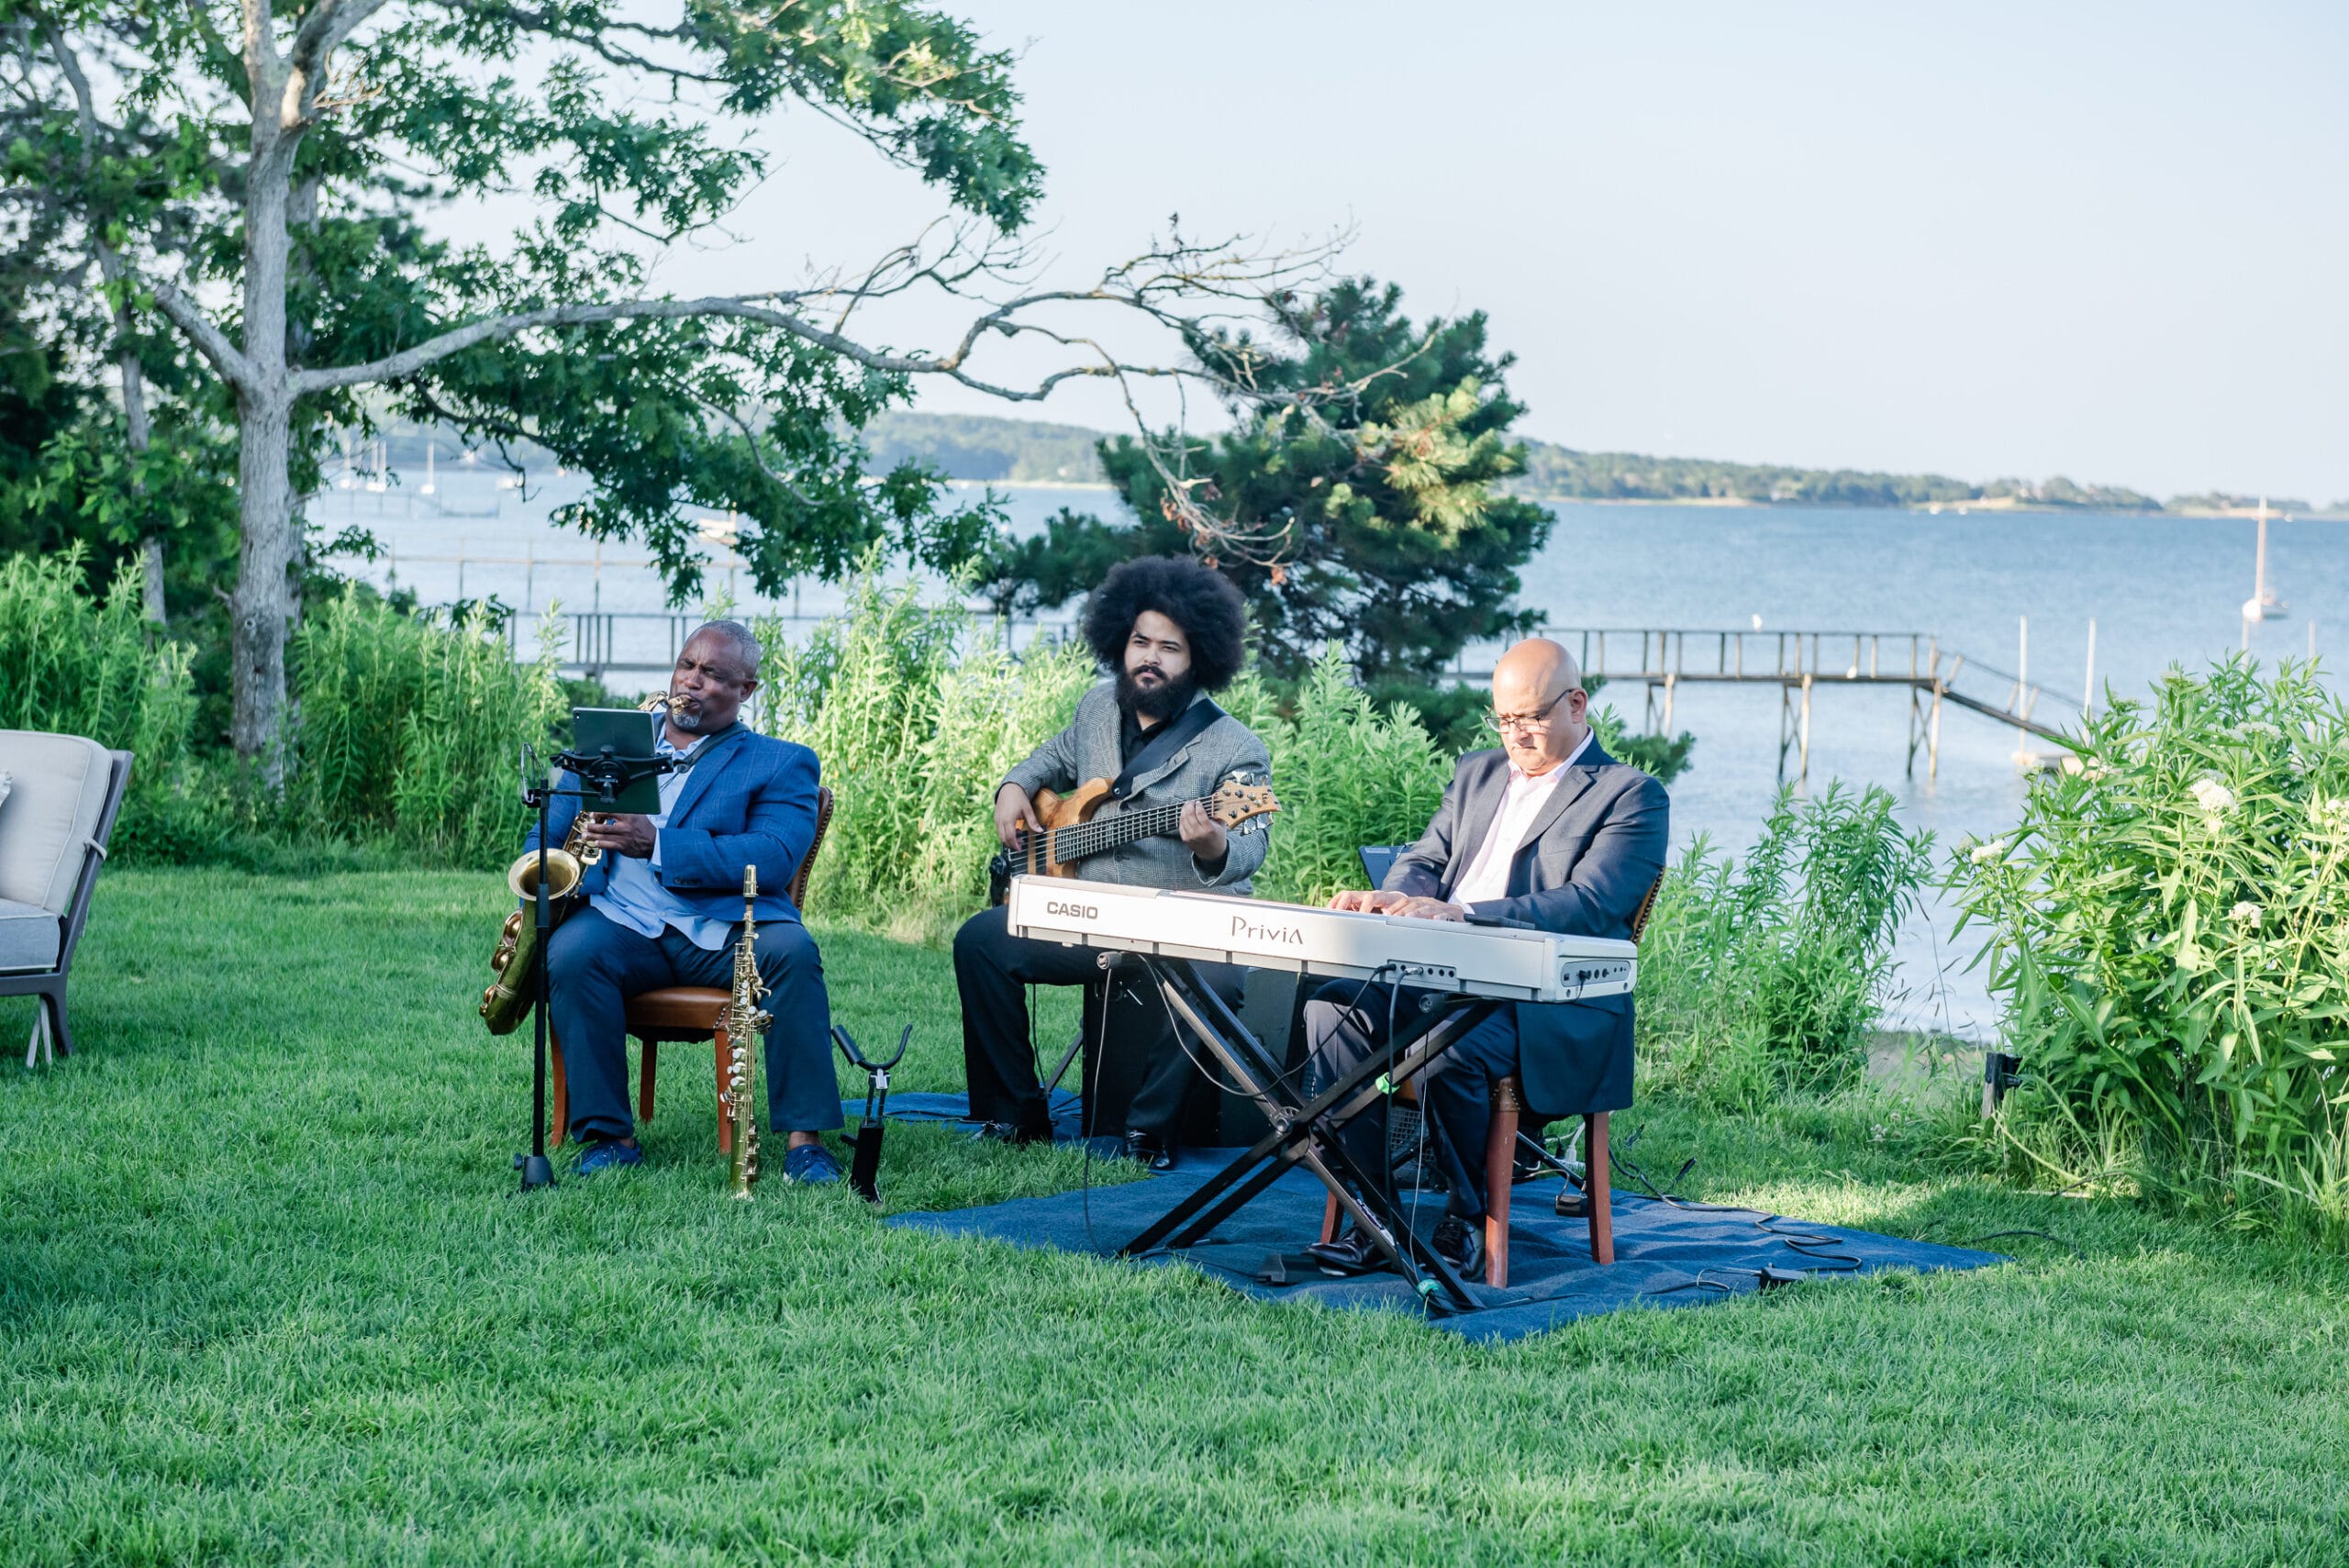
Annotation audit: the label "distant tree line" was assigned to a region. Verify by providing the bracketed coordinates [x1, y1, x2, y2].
[862, 412, 1107, 484]
[868, 412, 2343, 516]
[1507, 446, 2164, 510]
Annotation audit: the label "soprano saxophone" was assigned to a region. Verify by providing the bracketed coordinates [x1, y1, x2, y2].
[722, 866, 770, 1198]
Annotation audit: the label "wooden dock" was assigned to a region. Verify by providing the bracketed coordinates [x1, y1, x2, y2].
[1448, 628, 2082, 780]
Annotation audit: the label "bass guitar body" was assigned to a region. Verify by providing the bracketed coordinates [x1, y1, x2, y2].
[1021, 779, 1117, 877]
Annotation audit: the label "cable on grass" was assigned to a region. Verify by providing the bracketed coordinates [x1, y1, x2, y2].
[1609, 1140, 1864, 1274]
[1962, 1228, 2085, 1260]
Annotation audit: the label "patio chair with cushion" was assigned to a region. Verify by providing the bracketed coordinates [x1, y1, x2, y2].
[0, 731, 133, 1065]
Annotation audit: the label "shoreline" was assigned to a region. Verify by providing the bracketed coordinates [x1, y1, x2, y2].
[941, 478, 2345, 521]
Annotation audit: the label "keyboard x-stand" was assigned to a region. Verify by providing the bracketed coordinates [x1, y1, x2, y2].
[1113, 954, 1493, 1315]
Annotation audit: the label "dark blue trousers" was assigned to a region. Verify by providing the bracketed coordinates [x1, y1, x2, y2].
[547, 905, 843, 1143]
[1303, 982, 1521, 1222]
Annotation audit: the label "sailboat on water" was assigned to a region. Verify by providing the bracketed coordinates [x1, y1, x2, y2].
[2243, 496, 2288, 622]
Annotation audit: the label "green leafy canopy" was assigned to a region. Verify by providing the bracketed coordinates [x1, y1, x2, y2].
[3, 0, 1050, 602]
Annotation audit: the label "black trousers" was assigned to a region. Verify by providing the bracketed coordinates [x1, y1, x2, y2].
[953, 903, 1220, 1140]
[1302, 980, 1522, 1222]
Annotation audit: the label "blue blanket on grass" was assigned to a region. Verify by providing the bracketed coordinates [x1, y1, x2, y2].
[857, 1093, 2006, 1344]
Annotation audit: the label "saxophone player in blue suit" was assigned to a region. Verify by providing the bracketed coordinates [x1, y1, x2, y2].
[528, 620, 843, 1181]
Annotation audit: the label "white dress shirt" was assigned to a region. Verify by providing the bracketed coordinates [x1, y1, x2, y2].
[1448, 730, 1594, 907]
[590, 730, 734, 951]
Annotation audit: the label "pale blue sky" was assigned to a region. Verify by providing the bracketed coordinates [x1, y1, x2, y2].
[452, 3, 2349, 502]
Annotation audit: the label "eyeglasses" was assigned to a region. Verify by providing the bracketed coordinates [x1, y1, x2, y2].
[1485, 688, 1578, 737]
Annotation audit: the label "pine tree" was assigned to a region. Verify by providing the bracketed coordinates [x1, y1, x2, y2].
[985, 278, 1553, 682]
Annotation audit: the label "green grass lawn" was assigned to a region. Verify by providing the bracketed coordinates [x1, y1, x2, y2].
[5, 869, 2346, 1566]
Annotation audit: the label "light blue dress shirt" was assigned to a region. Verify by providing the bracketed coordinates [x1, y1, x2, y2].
[589, 731, 734, 951]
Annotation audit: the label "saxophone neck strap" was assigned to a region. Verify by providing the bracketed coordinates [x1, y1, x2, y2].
[658, 719, 744, 772]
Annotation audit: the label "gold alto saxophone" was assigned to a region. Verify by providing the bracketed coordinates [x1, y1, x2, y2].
[480, 693, 669, 1034]
[722, 866, 769, 1198]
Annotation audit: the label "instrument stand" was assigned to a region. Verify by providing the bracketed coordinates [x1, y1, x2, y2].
[834, 1024, 911, 1204]
[510, 742, 676, 1194]
[514, 778, 558, 1192]
[1115, 956, 1496, 1316]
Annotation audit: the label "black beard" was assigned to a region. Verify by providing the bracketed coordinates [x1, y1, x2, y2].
[1118, 666, 1196, 722]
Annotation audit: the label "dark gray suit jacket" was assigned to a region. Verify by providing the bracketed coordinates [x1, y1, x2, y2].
[1384, 740, 1668, 1117]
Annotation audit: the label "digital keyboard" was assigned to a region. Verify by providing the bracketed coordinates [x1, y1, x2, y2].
[1006, 875, 1636, 1004]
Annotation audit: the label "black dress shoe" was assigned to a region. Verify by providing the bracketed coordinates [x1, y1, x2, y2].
[975, 1118, 1052, 1147]
[1432, 1214, 1484, 1277]
[1122, 1129, 1175, 1172]
[1306, 1226, 1391, 1277]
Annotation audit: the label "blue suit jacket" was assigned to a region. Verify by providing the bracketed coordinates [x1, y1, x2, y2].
[1384, 740, 1669, 1118]
[523, 728, 821, 927]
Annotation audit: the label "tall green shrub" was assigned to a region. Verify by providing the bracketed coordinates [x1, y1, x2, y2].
[1952, 656, 2349, 1231]
[753, 564, 1093, 940]
[1639, 784, 1932, 1106]
[1249, 646, 1453, 905]
[294, 587, 566, 866]
[0, 548, 212, 858]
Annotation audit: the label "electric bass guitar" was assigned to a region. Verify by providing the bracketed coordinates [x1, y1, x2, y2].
[986, 771, 1279, 905]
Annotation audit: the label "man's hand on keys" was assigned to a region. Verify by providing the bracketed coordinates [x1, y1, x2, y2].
[1326, 889, 1465, 921]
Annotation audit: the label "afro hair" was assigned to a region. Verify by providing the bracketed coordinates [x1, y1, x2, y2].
[1081, 556, 1249, 692]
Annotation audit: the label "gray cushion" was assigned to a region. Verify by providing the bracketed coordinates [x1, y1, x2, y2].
[0, 730, 111, 914]
[0, 895, 61, 973]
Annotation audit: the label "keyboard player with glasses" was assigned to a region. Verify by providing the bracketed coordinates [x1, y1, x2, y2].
[1301, 638, 1668, 1278]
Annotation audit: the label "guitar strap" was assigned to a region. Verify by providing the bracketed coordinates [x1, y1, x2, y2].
[1108, 697, 1226, 801]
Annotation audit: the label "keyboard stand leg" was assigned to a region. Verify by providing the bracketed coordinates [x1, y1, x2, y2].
[1118, 962, 1486, 1313]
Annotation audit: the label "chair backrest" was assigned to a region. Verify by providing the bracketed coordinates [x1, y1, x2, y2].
[0, 731, 119, 914]
[788, 785, 835, 909]
[1357, 844, 1404, 890]
[1629, 871, 1664, 943]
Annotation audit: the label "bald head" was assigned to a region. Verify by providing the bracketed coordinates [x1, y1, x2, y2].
[1489, 638, 1589, 774]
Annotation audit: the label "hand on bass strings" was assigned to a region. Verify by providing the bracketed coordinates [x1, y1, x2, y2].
[994, 784, 1043, 851]
[1177, 798, 1228, 862]
[580, 812, 657, 858]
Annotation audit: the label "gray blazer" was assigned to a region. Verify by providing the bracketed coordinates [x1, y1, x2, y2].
[1386, 740, 1669, 1117]
[1001, 682, 1274, 894]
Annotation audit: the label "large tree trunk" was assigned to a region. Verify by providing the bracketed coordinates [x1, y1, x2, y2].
[230, 390, 297, 773]
[115, 321, 163, 625]
[231, 66, 295, 774]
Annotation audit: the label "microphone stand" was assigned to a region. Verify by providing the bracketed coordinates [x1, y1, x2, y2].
[513, 741, 676, 1193]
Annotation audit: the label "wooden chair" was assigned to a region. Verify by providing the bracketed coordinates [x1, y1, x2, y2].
[1319, 869, 1665, 1286]
[550, 785, 835, 1149]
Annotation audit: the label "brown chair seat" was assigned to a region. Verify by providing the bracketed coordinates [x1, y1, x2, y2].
[624, 986, 729, 1036]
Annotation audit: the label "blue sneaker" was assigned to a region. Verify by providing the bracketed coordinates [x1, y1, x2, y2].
[574, 1139, 643, 1177]
[783, 1142, 842, 1184]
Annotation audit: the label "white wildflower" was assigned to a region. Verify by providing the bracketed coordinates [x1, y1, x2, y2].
[1968, 838, 2009, 865]
[2188, 777, 2236, 814]
[2230, 901, 2263, 926]
[2240, 720, 2281, 740]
